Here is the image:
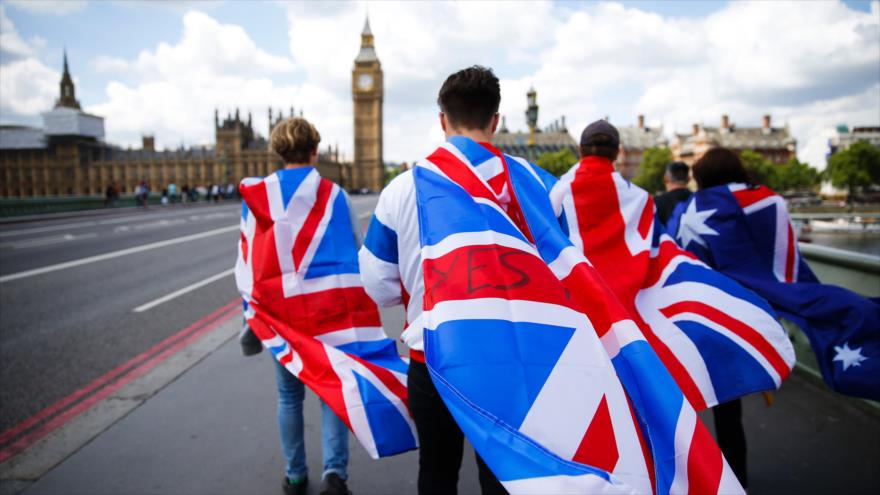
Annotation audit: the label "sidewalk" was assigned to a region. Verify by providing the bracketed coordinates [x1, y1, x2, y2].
[7, 304, 880, 495]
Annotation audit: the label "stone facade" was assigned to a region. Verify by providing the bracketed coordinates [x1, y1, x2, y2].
[351, 17, 384, 192]
[671, 114, 796, 166]
[615, 114, 668, 179]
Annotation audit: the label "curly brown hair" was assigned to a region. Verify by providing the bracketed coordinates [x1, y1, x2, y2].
[270, 118, 321, 164]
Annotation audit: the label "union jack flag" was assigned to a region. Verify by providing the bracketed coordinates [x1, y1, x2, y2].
[551, 159, 795, 410]
[235, 167, 417, 458]
[415, 137, 742, 494]
[668, 183, 880, 401]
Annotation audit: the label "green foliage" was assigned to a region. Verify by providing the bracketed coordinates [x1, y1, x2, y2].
[825, 140, 880, 197]
[384, 165, 402, 186]
[740, 150, 779, 189]
[632, 147, 672, 194]
[740, 150, 821, 192]
[777, 157, 820, 191]
[535, 148, 578, 178]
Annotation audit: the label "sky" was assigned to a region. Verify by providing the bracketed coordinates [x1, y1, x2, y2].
[0, 0, 878, 170]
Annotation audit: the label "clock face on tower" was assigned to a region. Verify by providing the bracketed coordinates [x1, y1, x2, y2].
[358, 73, 374, 91]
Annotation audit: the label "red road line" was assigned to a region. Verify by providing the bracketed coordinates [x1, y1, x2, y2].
[0, 299, 240, 458]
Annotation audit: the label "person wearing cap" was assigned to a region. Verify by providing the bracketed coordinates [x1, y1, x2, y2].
[654, 161, 692, 226]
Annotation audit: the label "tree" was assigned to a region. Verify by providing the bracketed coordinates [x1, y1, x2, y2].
[740, 149, 780, 190]
[826, 140, 880, 200]
[632, 147, 672, 194]
[776, 157, 820, 192]
[535, 148, 578, 178]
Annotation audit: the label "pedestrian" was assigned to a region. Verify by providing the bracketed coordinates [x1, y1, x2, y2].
[654, 161, 691, 226]
[359, 66, 519, 495]
[104, 183, 114, 207]
[181, 184, 190, 204]
[211, 183, 220, 203]
[237, 117, 355, 495]
[161, 188, 169, 206]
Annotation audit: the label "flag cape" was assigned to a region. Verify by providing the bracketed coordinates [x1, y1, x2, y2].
[235, 167, 417, 458]
[668, 183, 880, 401]
[414, 137, 742, 494]
[550, 158, 795, 410]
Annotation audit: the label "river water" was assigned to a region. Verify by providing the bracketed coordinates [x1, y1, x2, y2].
[807, 231, 880, 256]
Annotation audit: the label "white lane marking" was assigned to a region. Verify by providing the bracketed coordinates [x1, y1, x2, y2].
[0, 224, 239, 283]
[133, 268, 235, 313]
[0, 205, 239, 238]
[0, 233, 99, 250]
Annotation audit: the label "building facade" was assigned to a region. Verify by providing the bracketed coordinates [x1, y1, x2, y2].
[351, 17, 384, 192]
[615, 114, 668, 179]
[492, 87, 578, 160]
[0, 54, 346, 198]
[828, 124, 880, 156]
[670, 114, 796, 166]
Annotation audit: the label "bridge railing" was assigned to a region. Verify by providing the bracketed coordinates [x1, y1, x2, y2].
[785, 242, 879, 410]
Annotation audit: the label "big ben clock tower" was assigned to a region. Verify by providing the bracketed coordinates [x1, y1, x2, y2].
[352, 17, 384, 192]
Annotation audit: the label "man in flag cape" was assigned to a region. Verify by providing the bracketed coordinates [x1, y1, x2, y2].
[235, 118, 416, 494]
[667, 147, 879, 402]
[361, 66, 742, 494]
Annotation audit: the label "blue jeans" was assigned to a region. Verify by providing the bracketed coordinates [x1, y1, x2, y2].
[273, 359, 349, 481]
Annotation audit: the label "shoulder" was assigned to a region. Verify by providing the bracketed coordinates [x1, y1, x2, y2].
[374, 169, 416, 226]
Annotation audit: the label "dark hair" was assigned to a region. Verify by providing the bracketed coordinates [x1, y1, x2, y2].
[666, 161, 690, 184]
[579, 134, 619, 161]
[692, 147, 750, 190]
[437, 65, 501, 130]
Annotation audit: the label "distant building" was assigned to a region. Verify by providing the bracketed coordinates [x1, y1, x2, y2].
[492, 87, 578, 161]
[671, 114, 796, 166]
[616, 114, 668, 180]
[828, 124, 880, 156]
[0, 52, 346, 198]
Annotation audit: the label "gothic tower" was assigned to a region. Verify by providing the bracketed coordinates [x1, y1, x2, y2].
[56, 49, 81, 109]
[352, 16, 384, 192]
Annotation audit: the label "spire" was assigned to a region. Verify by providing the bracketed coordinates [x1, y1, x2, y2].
[355, 14, 378, 62]
[56, 48, 81, 109]
[363, 15, 372, 37]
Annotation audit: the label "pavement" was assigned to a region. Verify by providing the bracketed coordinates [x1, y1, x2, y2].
[1, 199, 879, 495]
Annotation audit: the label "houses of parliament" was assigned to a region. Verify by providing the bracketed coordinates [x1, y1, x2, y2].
[0, 20, 385, 198]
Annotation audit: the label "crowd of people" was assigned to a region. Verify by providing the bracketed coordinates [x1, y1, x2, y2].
[103, 181, 240, 208]
[233, 66, 877, 495]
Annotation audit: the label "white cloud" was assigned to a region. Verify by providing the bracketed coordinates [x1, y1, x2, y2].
[86, 10, 300, 150]
[1, 6, 35, 59]
[6, 0, 87, 15]
[0, 57, 58, 116]
[0, 7, 58, 119]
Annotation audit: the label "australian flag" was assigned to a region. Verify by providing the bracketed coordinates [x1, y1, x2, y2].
[235, 167, 417, 458]
[668, 183, 880, 401]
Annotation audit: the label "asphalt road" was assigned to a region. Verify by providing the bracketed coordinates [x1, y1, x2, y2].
[0, 196, 378, 434]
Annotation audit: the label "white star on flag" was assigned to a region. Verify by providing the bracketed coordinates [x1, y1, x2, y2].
[833, 342, 868, 371]
[678, 200, 719, 248]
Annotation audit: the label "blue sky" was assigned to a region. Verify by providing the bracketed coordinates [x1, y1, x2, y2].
[1, 0, 878, 168]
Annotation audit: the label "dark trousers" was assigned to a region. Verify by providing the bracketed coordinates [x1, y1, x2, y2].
[713, 398, 748, 488]
[408, 361, 508, 495]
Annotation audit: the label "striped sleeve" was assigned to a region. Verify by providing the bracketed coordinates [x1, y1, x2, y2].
[359, 180, 403, 307]
[528, 161, 570, 236]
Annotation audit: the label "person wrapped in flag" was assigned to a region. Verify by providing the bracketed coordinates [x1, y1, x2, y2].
[360, 66, 743, 495]
[235, 117, 416, 495]
[667, 147, 879, 402]
[548, 121, 796, 489]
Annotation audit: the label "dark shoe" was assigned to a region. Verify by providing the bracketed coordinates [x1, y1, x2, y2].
[282, 476, 308, 495]
[319, 473, 351, 495]
[239, 325, 263, 356]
